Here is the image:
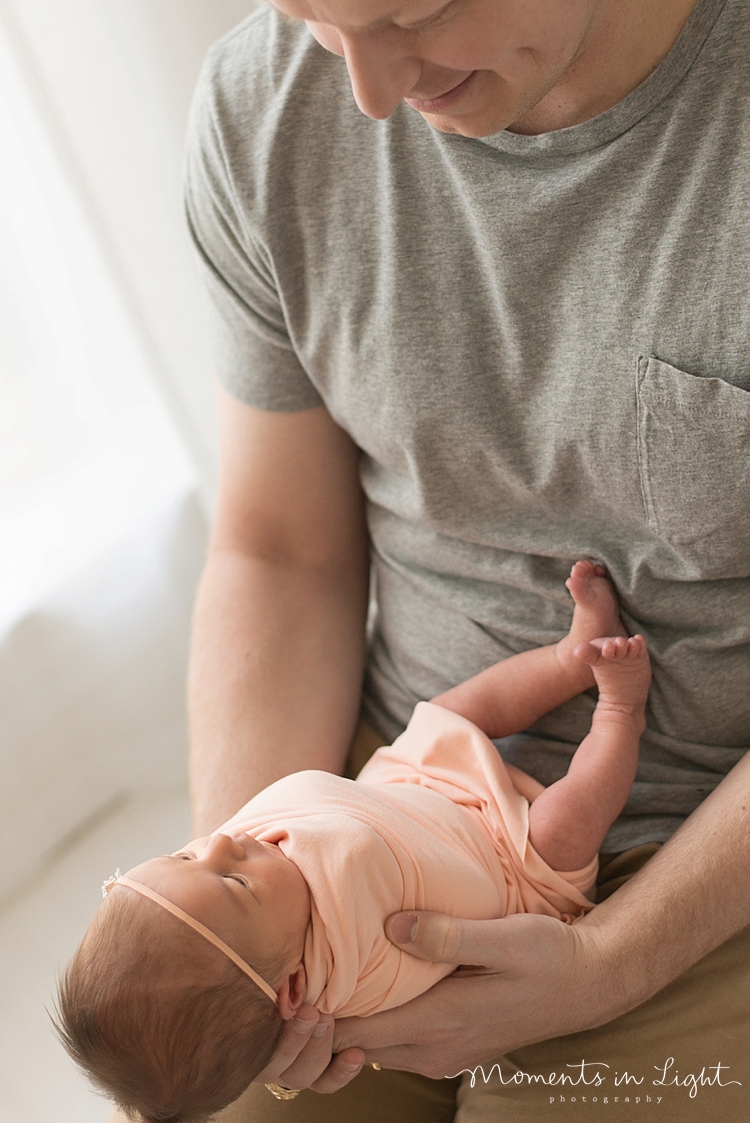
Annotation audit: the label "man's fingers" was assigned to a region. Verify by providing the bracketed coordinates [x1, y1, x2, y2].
[253, 1004, 367, 1095]
[270, 1013, 337, 1089]
[256, 915, 581, 1092]
[308, 1048, 366, 1094]
[386, 907, 568, 970]
[335, 971, 483, 1054]
[253, 1004, 325, 1085]
[386, 911, 507, 966]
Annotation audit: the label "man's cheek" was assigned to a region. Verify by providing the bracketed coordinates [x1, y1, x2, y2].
[306, 21, 345, 56]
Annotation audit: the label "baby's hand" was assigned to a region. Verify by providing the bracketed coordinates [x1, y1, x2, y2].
[253, 1004, 365, 1094]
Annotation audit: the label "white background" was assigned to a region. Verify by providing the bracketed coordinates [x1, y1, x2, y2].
[0, 2, 259, 1118]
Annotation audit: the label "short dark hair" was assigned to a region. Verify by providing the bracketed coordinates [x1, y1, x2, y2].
[54, 888, 284, 1123]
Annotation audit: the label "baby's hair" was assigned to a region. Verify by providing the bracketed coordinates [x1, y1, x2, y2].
[54, 887, 285, 1123]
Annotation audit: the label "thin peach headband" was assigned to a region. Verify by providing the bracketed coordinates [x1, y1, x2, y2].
[102, 871, 278, 1004]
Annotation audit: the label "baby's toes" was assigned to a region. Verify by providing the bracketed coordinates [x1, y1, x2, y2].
[569, 559, 595, 579]
[572, 640, 602, 665]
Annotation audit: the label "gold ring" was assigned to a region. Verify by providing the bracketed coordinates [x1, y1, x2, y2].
[370, 1062, 382, 1071]
[265, 1081, 302, 1101]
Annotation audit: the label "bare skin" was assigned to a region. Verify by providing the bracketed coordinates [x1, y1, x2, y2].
[122, 831, 312, 1016]
[189, 388, 370, 830]
[431, 559, 627, 733]
[531, 632, 648, 870]
[433, 559, 651, 871]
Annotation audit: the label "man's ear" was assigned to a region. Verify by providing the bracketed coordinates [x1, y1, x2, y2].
[276, 964, 307, 1020]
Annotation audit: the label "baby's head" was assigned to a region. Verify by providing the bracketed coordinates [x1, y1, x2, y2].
[55, 831, 311, 1122]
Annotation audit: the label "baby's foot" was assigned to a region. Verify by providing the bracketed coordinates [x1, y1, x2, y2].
[573, 634, 651, 727]
[556, 561, 627, 683]
[566, 560, 627, 646]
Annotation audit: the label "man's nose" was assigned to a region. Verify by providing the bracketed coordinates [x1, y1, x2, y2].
[340, 29, 421, 119]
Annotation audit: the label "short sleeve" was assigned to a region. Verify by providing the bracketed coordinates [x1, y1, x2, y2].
[184, 35, 323, 412]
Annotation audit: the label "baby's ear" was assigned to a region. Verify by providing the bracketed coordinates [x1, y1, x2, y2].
[277, 965, 307, 1020]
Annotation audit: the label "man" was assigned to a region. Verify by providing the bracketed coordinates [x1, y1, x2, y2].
[176, 0, 750, 1119]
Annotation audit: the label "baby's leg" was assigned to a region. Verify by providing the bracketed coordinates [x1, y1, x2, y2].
[527, 635, 651, 872]
[557, 560, 628, 673]
[433, 560, 626, 740]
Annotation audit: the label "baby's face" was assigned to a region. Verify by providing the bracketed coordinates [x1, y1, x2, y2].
[125, 831, 311, 981]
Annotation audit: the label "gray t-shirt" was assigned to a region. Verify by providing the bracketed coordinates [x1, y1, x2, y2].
[185, 0, 749, 851]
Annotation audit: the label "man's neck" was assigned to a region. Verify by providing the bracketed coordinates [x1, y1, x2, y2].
[508, 0, 700, 135]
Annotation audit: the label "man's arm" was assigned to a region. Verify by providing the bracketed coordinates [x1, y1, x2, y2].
[188, 384, 369, 835]
[254, 745, 750, 1096]
[330, 747, 750, 1075]
[254, 723, 750, 1097]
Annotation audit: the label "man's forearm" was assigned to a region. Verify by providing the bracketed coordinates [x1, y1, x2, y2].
[188, 546, 368, 834]
[583, 748, 750, 1020]
[328, 751, 750, 1079]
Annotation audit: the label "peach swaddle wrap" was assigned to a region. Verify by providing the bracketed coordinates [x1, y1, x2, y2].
[221, 702, 596, 1018]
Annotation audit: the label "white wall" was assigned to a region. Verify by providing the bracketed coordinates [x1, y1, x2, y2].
[0, 495, 205, 903]
[0, 0, 257, 902]
[0, 0, 257, 500]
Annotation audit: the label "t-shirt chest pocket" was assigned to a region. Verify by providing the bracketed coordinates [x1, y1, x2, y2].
[636, 356, 750, 579]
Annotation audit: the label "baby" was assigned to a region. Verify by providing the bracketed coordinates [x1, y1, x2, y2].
[56, 562, 651, 1123]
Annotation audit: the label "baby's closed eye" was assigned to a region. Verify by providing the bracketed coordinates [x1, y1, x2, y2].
[224, 874, 251, 889]
[168, 849, 251, 890]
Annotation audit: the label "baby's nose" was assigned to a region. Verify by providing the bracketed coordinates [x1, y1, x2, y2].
[205, 831, 242, 858]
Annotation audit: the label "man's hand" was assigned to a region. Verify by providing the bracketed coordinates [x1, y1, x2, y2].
[333, 911, 607, 1077]
[252, 737, 750, 1095]
[253, 1005, 365, 1094]
[334, 752, 750, 1080]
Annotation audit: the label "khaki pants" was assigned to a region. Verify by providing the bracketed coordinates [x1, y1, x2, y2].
[106, 723, 750, 1123]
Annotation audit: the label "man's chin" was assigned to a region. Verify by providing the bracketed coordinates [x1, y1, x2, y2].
[413, 105, 513, 139]
[409, 82, 525, 139]
[410, 74, 552, 139]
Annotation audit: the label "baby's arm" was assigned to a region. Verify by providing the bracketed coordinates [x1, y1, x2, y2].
[432, 562, 624, 739]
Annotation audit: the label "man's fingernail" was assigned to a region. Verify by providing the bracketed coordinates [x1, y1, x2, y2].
[390, 914, 418, 944]
[343, 1062, 362, 1073]
[312, 1020, 331, 1037]
[292, 1017, 316, 1034]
